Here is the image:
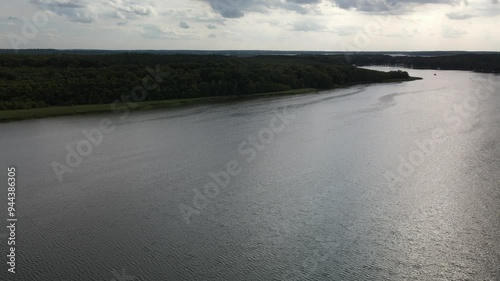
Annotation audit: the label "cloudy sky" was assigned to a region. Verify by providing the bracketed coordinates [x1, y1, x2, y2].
[1, 0, 499, 51]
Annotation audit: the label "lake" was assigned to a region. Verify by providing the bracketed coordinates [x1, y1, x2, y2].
[0, 67, 499, 280]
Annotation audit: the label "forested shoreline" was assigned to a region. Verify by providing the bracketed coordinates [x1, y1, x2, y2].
[0, 54, 413, 110]
[348, 54, 500, 73]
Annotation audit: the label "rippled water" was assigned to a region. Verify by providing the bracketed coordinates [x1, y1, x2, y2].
[0, 67, 499, 280]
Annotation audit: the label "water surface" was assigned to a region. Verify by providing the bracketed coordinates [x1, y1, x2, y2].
[0, 67, 499, 280]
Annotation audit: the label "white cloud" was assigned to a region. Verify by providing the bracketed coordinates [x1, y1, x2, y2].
[139, 24, 178, 39]
[107, 0, 157, 18]
[291, 22, 327, 32]
[441, 25, 468, 38]
[113, 10, 126, 19]
[0, 0, 496, 50]
[333, 25, 361, 36]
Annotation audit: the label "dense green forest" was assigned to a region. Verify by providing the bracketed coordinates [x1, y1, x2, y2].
[0, 54, 411, 110]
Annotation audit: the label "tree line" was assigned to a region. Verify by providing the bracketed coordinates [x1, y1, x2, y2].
[348, 54, 500, 73]
[0, 54, 411, 110]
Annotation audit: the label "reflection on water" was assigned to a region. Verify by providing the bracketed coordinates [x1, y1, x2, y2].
[0, 67, 499, 280]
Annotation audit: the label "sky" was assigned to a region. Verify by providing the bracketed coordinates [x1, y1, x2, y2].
[0, 0, 499, 51]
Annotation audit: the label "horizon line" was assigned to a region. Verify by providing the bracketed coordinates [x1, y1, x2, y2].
[1, 48, 500, 53]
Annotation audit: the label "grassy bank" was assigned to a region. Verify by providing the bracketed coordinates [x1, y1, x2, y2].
[0, 77, 421, 122]
[0, 88, 317, 122]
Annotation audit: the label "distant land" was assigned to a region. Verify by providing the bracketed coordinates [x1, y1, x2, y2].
[1, 51, 499, 121]
[0, 53, 418, 121]
[0, 49, 499, 56]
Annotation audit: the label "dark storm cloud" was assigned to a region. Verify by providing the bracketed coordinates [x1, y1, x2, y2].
[179, 21, 190, 29]
[30, 0, 157, 23]
[202, 0, 466, 17]
[331, 0, 463, 12]
[31, 0, 87, 9]
[202, 0, 322, 18]
[30, 0, 97, 23]
[288, 0, 321, 4]
[204, 0, 246, 18]
[445, 0, 499, 20]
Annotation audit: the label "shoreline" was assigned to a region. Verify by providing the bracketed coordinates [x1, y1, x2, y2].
[360, 64, 500, 74]
[0, 77, 421, 122]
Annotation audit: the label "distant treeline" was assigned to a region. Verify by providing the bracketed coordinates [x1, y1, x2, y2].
[0, 54, 410, 110]
[348, 54, 500, 73]
[0, 49, 498, 56]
